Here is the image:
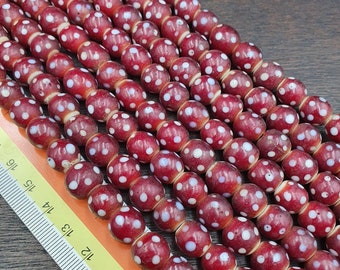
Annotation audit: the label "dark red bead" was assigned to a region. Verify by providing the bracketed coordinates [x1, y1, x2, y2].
[201, 244, 237, 270]
[233, 111, 266, 141]
[29, 32, 60, 62]
[58, 24, 89, 54]
[9, 97, 43, 127]
[142, 0, 172, 28]
[20, 0, 49, 19]
[92, 0, 122, 18]
[38, 6, 69, 36]
[211, 93, 243, 124]
[10, 18, 41, 48]
[0, 3, 25, 30]
[102, 27, 131, 58]
[326, 225, 340, 258]
[115, 79, 147, 111]
[136, 100, 166, 132]
[192, 9, 219, 37]
[67, 0, 93, 25]
[140, 63, 170, 95]
[121, 44, 152, 77]
[156, 120, 189, 152]
[325, 114, 340, 143]
[161, 16, 190, 45]
[304, 250, 340, 270]
[276, 77, 307, 107]
[12, 56, 44, 85]
[199, 50, 231, 82]
[177, 100, 210, 131]
[112, 4, 142, 33]
[310, 172, 340, 206]
[29, 73, 61, 104]
[149, 37, 179, 68]
[169, 57, 201, 87]
[173, 0, 201, 22]
[179, 32, 209, 61]
[221, 69, 253, 99]
[232, 42, 263, 73]
[209, 24, 240, 57]
[313, 142, 340, 174]
[45, 52, 74, 78]
[253, 61, 285, 91]
[0, 40, 26, 71]
[244, 86, 277, 117]
[266, 104, 300, 134]
[159, 81, 190, 112]
[299, 95, 333, 126]
[289, 123, 322, 154]
[190, 75, 221, 106]
[47, 93, 80, 123]
[200, 119, 233, 150]
[77, 41, 110, 72]
[96, 61, 127, 91]
[131, 20, 160, 49]
[106, 111, 138, 142]
[83, 10, 112, 41]
[0, 79, 25, 110]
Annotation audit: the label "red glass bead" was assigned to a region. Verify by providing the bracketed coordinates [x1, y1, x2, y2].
[244, 86, 277, 117]
[162, 255, 193, 270]
[92, 0, 122, 18]
[309, 172, 340, 206]
[179, 32, 209, 61]
[274, 180, 309, 214]
[190, 75, 221, 106]
[276, 77, 307, 107]
[37, 6, 69, 36]
[177, 100, 210, 131]
[142, 0, 172, 28]
[313, 142, 340, 174]
[96, 60, 127, 91]
[266, 104, 299, 134]
[325, 114, 340, 143]
[136, 100, 166, 132]
[209, 24, 240, 57]
[299, 95, 333, 126]
[211, 93, 243, 124]
[153, 198, 186, 232]
[156, 120, 189, 152]
[47, 93, 80, 123]
[281, 149, 318, 185]
[169, 57, 201, 87]
[108, 205, 145, 244]
[250, 241, 290, 270]
[131, 20, 160, 49]
[305, 250, 340, 270]
[0, 79, 25, 110]
[196, 193, 233, 231]
[0, 40, 26, 71]
[67, 0, 93, 25]
[83, 11, 112, 41]
[106, 111, 138, 142]
[20, 0, 49, 19]
[112, 4, 142, 33]
[9, 97, 42, 127]
[12, 56, 44, 85]
[64, 114, 98, 146]
[222, 216, 261, 255]
[232, 183, 268, 219]
[115, 79, 147, 111]
[201, 244, 237, 270]
[45, 52, 74, 78]
[63, 67, 97, 100]
[129, 175, 164, 212]
[175, 220, 211, 258]
[77, 41, 110, 72]
[205, 161, 243, 198]
[221, 69, 253, 99]
[10, 18, 41, 48]
[199, 50, 231, 81]
[126, 131, 160, 163]
[223, 137, 260, 171]
[256, 129, 291, 162]
[281, 226, 317, 262]
[131, 232, 171, 269]
[161, 16, 190, 45]
[173, 0, 201, 22]
[26, 116, 61, 149]
[233, 111, 266, 141]
[87, 184, 123, 219]
[29, 73, 61, 104]
[173, 171, 208, 208]
[47, 138, 81, 172]
[326, 225, 340, 257]
[232, 42, 263, 73]
[29, 32, 60, 62]
[64, 161, 103, 199]
[252, 61, 284, 91]
[192, 9, 219, 37]
[102, 27, 131, 58]
[0, 3, 25, 30]
[298, 201, 336, 238]
[49, 0, 68, 10]
[121, 44, 152, 77]
[159, 81, 190, 112]
[150, 150, 184, 184]
[107, 154, 141, 190]
[289, 123, 322, 154]
[140, 63, 170, 94]
[149, 38, 179, 68]
[200, 119, 233, 150]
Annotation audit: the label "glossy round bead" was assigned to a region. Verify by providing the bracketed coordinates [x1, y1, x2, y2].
[64, 114, 98, 146]
[11, 18, 41, 47]
[289, 123, 322, 154]
[141, 0, 171, 28]
[77, 41, 110, 72]
[38, 6, 69, 36]
[92, 0, 122, 18]
[85, 133, 119, 167]
[140, 63, 170, 94]
[21, 0, 49, 19]
[0, 3, 25, 30]
[159, 81, 190, 112]
[135, 100, 166, 132]
[199, 50, 231, 81]
[121, 44, 152, 77]
[85, 89, 119, 122]
[190, 75, 221, 106]
[64, 161, 103, 199]
[115, 79, 147, 111]
[129, 175, 164, 212]
[47, 139, 81, 172]
[149, 38, 179, 68]
[169, 57, 201, 87]
[266, 104, 299, 134]
[223, 138, 259, 171]
[200, 119, 233, 150]
[298, 201, 336, 238]
[173, 171, 208, 208]
[233, 111, 266, 141]
[83, 11, 112, 41]
[106, 154, 141, 190]
[192, 9, 219, 37]
[161, 16, 190, 45]
[153, 198, 186, 232]
[162, 255, 193, 270]
[0, 80, 25, 110]
[96, 61, 127, 91]
[29, 32, 60, 62]
[232, 42, 263, 73]
[126, 131, 160, 163]
[26, 116, 61, 149]
[247, 158, 284, 193]
[325, 114, 340, 143]
[211, 93, 243, 124]
[112, 4, 142, 33]
[313, 142, 340, 174]
[250, 241, 290, 270]
[252, 61, 284, 91]
[276, 77, 307, 107]
[274, 180, 309, 214]
[102, 27, 131, 58]
[232, 183, 268, 219]
[29, 73, 61, 104]
[209, 24, 240, 57]
[150, 150, 184, 184]
[12, 57, 44, 85]
[173, 0, 201, 22]
[304, 250, 340, 270]
[106, 111, 138, 142]
[66, 0, 93, 24]
[244, 86, 277, 117]
[201, 244, 237, 270]
[88, 184, 122, 219]
[0, 40, 26, 70]
[310, 172, 340, 206]
[179, 32, 209, 61]
[326, 225, 340, 257]
[131, 20, 160, 49]
[45, 52, 74, 78]
[108, 205, 145, 244]
[156, 120, 189, 152]
[300, 95, 333, 126]
[222, 216, 261, 255]
[9, 97, 43, 127]
[256, 129, 291, 162]
[132, 232, 170, 269]
[281, 226, 317, 262]
[175, 220, 211, 258]
[177, 100, 210, 131]
[256, 204, 293, 240]
[196, 193, 233, 231]
[63, 67, 97, 100]
[47, 93, 80, 123]
[221, 69, 253, 99]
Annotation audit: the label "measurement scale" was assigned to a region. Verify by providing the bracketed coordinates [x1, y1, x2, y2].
[0, 110, 139, 270]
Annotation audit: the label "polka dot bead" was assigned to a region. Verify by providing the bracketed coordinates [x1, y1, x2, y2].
[231, 42, 263, 74]
[304, 250, 340, 270]
[120, 44, 152, 77]
[179, 32, 209, 61]
[326, 225, 340, 257]
[221, 69, 253, 99]
[102, 27, 131, 59]
[211, 93, 243, 124]
[325, 114, 340, 143]
[76, 41, 110, 72]
[199, 50, 231, 81]
[92, 0, 122, 21]
[200, 119, 233, 150]
[9, 97, 43, 127]
[83, 10, 112, 42]
[313, 142, 340, 175]
[106, 111, 138, 142]
[38, 6, 69, 36]
[66, 0, 93, 25]
[131, 20, 160, 50]
[29, 32, 60, 62]
[115, 79, 147, 111]
[0, 3, 25, 36]
[190, 75, 221, 106]
[169, 57, 201, 87]
[244, 86, 277, 117]
[47, 93, 80, 123]
[10, 18, 41, 48]
[161, 255, 193, 270]
[266, 104, 300, 134]
[201, 244, 237, 270]
[0, 40, 26, 70]
[156, 120, 189, 152]
[299, 95, 333, 126]
[96, 61, 127, 91]
[173, 0, 201, 23]
[58, 24, 89, 54]
[252, 61, 284, 91]
[192, 8, 219, 37]
[149, 38, 180, 69]
[276, 77, 307, 107]
[159, 81, 190, 112]
[135, 100, 166, 132]
[309, 172, 340, 206]
[209, 24, 240, 57]
[232, 111, 267, 141]
[140, 63, 170, 94]
[161, 16, 190, 45]
[12, 56, 44, 84]
[142, 0, 172, 28]
[112, 4, 142, 33]
[0, 79, 25, 110]
[29, 73, 61, 104]
[46, 52, 74, 79]
[289, 123, 322, 154]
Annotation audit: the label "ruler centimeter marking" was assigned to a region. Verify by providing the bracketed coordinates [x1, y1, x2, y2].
[0, 126, 124, 270]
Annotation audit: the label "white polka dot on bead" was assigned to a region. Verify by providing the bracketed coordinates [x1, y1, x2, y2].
[257, 255, 265, 264]
[68, 181, 78, 190]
